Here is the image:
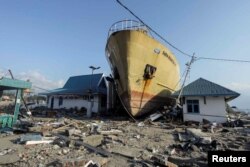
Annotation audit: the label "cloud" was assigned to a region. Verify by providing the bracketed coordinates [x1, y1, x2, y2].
[18, 71, 64, 93]
[226, 82, 250, 92]
[226, 82, 250, 109]
[0, 68, 64, 93]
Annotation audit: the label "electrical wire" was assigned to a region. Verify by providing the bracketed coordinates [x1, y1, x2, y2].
[32, 85, 53, 92]
[116, 0, 193, 58]
[197, 57, 250, 63]
[116, 0, 250, 64]
[174, 67, 188, 90]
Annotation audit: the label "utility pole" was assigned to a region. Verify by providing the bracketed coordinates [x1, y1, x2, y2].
[87, 66, 100, 118]
[176, 54, 196, 106]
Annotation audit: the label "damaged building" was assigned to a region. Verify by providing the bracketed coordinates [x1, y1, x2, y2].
[43, 73, 115, 114]
[173, 78, 240, 123]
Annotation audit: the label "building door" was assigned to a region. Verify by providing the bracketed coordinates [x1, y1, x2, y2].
[50, 97, 54, 109]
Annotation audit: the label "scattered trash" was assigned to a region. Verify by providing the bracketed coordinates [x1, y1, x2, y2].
[0, 148, 15, 156]
[137, 122, 145, 127]
[170, 148, 176, 155]
[20, 134, 42, 143]
[84, 160, 100, 167]
[149, 113, 163, 122]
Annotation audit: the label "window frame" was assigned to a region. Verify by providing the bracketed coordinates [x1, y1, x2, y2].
[186, 99, 200, 113]
[59, 96, 63, 106]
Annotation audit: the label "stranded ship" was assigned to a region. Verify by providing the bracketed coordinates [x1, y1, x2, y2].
[105, 20, 180, 117]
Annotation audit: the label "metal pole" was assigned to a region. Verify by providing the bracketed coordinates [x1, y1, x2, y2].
[8, 69, 32, 117]
[176, 54, 196, 105]
[87, 66, 100, 118]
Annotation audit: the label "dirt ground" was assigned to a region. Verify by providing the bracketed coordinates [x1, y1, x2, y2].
[0, 111, 250, 167]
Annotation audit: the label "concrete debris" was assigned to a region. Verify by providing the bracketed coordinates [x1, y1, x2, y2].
[66, 128, 82, 137]
[186, 128, 212, 144]
[137, 122, 145, 127]
[151, 154, 168, 166]
[0, 106, 249, 166]
[83, 135, 103, 147]
[0, 148, 15, 156]
[99, 129, 122, 135]
[149, 113, 163, 122]
[170, 148, 177, 155]
[178, 132, 194, 142]
[84, 160, 100, 167]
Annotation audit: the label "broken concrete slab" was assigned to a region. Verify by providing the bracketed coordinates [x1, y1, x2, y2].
[177, 132, 195, 142]
[110, 145, 143, 158]
[99, 129, 122, 135]
[186, 128, 212, 144]
[83, 135, 103, 147]
[66, 128, 82, 136]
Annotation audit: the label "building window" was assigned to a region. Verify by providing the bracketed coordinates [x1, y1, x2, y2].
[187, 100, 199, 113]
[59, 97, 63, 106]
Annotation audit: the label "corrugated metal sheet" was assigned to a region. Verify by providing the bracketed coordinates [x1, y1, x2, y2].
[44, 73, 106, 95]
[172, 78, 240, 98]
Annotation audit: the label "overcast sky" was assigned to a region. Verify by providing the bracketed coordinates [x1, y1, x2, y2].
[0, 0, 250, 109]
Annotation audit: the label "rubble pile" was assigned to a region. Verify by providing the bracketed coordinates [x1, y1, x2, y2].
[0, 109, 249, 167]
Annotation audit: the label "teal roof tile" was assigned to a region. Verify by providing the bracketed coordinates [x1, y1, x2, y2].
[172, 78, 240, 100]
[44, 73, 106, 95]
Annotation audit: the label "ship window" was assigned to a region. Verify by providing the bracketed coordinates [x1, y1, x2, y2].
[144, 64, 157, 79]
[187, 100, 199, 113]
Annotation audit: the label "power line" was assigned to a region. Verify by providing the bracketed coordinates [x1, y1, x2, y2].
[116, 0, 193, 58]
[33, 85, 53, 93]
[197, 57, 250, 63]
[116, 0, 250, 64]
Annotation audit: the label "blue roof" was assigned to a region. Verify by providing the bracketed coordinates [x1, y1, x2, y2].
[44, 73, 106, 95]
[172, 78, 240, 101]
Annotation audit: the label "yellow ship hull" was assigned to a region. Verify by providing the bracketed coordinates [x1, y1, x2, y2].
[106, 29, 180, 117]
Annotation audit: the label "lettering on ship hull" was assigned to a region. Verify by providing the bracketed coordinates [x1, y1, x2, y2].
[163, 51, 176, 66]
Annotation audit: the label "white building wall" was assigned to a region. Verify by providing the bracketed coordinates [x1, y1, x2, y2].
[92, 96, 99, 113]
[183, 96, 227, 123]
[47, 95, 100, 113]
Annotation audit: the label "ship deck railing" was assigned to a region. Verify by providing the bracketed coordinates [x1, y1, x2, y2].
[108, 20, 152, 38]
